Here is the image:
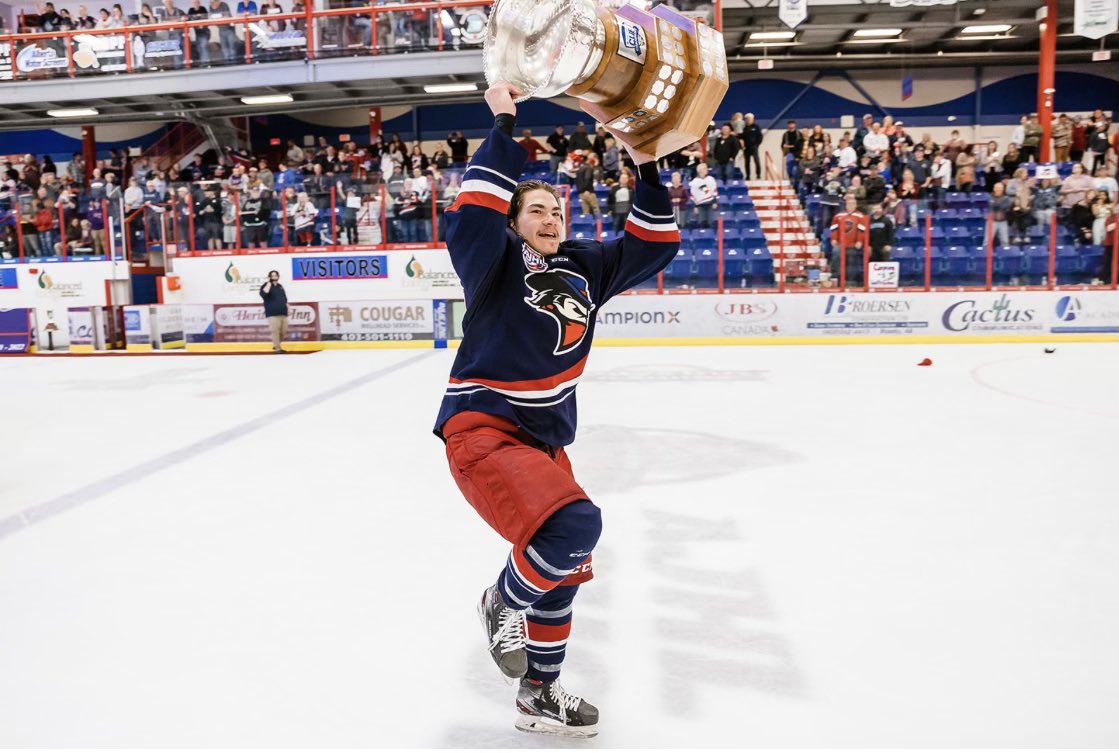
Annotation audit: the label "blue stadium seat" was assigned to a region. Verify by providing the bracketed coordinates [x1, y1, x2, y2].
[694, 248, 719, 285]
[723, 247, 747, 284]
[746, 249, 774, 287]
[664, 249, 694, 285]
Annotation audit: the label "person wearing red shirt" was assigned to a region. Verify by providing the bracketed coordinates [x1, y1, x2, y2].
[518, 129, 547, 162]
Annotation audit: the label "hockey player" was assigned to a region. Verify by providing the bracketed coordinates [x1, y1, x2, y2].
[434, 83, 680, 738]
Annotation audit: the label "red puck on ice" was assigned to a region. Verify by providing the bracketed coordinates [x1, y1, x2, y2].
[918, 358, 933, 366]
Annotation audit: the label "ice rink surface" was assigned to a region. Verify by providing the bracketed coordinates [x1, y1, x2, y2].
[2, 342, 1118, 747]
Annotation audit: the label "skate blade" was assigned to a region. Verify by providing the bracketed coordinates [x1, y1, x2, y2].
[515, 713, 598, 739]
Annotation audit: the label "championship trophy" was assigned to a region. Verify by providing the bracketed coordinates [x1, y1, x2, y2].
[483, 0, 729, 158]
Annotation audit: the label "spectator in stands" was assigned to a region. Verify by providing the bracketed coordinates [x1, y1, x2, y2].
[834, 135, 857, 173]
[431, 144, 450, 170]
[1060, 162, 1095, 210]
[286, 139, 305, 163]
[75, 4, 96, 27]
[305, 162, 330, 207]
[38, 2, 62, 30]
[518, 129, 546, 162]
[1052, 114, 1072, 163]
[22, 200, 42, 257]
[867, 203, 894, 262]
[863, 159, 887, 206]
[740, 113, 762, 181]
[408, 145, 428, 173]
[1033, 177, 1058, 229]
[1095, 165, 1118, 203]
[601, 137, 620, 182]
[36, 198, 60, 255]
[1093, 194, 1115, 246]
[574, 154, 599, 216]
[941, 129, 965, 168]
[853, 114, 873, 154]
[1070, 190, 1097, 246]
[1070, 116, 1088, 164]
[256, 159, 273, 190]
[981, 141, 1002, 192]
[569, 122, 592, 153]
[240, 186, 270, 248]
[918, 133, 938, 156]
[929, 152, 951, 206]
[606, 172, 634, 233]
[798, 145, 822, 201]
[817, 167, 846, 235]
[1020, 114, 1042, 164]
[666, 171, 688, 229]
[173, 185, 193, 247]
[781, 120, 804, 183]
[847, 174, 866, 211]
[1009, 115, 1026, 154]
[446, 130, 468, 164]
[806, 124, 825, 154]
[711, 123, 739, 183]
[387, 133, 408, 164]
[955, 145, 976, 192]
[208, 0, 237, 61]
[289, 190, 316, 245]
[828, 194, 866, 285]
[1001, 143, 1022, 176]
[891, 122, 914, 152]
[195, 187, 221, 249]
[546, 125, 569, 179]
[896, 168, 921, 227]
[157, 0, 186, 68]
[862, 122, 889, 161]
[186, 0, 211, 62]
[1087, 114, 1112, 173]
[689, 162, 717, 229]
[1008, 178, 1032, 244]
[340, 187, 360, 244]
[988, 182, 1011, 248]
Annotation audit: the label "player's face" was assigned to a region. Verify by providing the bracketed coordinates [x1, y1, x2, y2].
[515, 189, 563, 256]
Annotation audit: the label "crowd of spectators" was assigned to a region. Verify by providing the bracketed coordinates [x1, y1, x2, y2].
[0, 131, 478, 258]
[14, 0, 481, 71]
[780, 110, 1117, 280]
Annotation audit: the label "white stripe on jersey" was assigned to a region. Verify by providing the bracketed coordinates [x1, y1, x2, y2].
[459, 179, 514, 202]
[625, 213, 679, 233]
[631, 204, 676, 221]
[446, 374, 582, 400]
[466, 164, 519, 188]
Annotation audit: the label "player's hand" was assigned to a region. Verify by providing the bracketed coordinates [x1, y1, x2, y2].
[484, 83, 523, 117]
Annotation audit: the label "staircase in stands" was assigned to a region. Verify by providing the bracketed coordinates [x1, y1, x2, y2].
[745, 179, 821, 286]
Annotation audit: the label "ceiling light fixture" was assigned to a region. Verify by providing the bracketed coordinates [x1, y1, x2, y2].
[47, 107, 99, 118]
[240, 94, 294, 105]
[743, 41, 801, 48]
[960, 24, 1012, 34]
[423, 83, 479, 94]
[749, 31, 796, 40]
[845, 38, 907, 44]
[953, 34, 1016, 40]
[853, 28, 903, 37]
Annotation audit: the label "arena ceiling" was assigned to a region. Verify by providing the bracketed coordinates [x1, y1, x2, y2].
[0, 0, 1113, 130]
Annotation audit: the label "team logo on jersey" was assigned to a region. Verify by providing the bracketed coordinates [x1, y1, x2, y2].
[521, 242, 548, 272]
[524, 269, 596, 355]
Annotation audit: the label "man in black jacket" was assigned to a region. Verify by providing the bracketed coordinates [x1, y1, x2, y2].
[781, 120, 805, 184]
[867, 203, 895, 262]
[712, 123, 740, 183]
[260, 270, 288, 352]
[741, 113, 763, 181]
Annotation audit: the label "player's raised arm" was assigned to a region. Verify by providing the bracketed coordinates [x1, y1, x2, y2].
[599, 136, 681, 300]
[444, 83, 531, 299]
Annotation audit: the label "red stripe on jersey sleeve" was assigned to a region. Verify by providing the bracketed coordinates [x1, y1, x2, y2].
[624, 220, 681, 243]
[449, 191, 510, 214]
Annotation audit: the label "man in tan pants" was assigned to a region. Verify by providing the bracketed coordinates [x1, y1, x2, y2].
[259, 270, 289, 352]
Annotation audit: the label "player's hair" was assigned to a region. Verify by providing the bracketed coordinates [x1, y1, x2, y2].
[507, 180, 562, 227]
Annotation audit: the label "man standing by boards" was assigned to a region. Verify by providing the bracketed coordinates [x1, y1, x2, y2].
[259, 270, 288, 353]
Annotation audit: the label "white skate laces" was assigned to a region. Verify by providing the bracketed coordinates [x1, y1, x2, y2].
[490, 606, 527, 656]
[548, 680, 583, 723]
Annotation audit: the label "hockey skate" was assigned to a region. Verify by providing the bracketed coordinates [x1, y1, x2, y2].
[515, 678, 598, 738]
[478, 585, 527, 679]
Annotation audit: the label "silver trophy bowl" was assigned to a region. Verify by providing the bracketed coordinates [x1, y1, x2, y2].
[483, 0, 606, 102]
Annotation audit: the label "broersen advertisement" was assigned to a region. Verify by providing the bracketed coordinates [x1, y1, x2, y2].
[319, 300, 434, 341]
[212, 302, 319, 342]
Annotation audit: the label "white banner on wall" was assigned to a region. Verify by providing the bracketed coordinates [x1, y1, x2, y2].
[1075, 0, 1119, 39]
[0, 261, 127, 308]
[171, 250, 463, 304]
[594, 291, 1119, 339]
[319, 300, 435, 342]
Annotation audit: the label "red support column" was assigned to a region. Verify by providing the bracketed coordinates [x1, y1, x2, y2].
[58, 202, 67, 260]
[102, 200, 110, 259]
[81, 126, 97, 184]
[430, 190, 437, 248]
[985, 214, 994, 290]
[1037, 0, 1058, 163]
[306, 2, 315, 58]
[380, 184, 388, 245]
[717, 215, 725, 293]
[235, 191, 243, 253]
[281, 190, 289, 251]
[14, 205, 24, 263]
[187, 193, 196, 254]
[923, 212, 932, 291]
[862, 218, 870, 293]
[244, 18, 252, 64]
[331, 186, 337, 248]
[838, 219, 847, 292]
[1048, 212, 1057, 289]
[183, 22, 192, 69]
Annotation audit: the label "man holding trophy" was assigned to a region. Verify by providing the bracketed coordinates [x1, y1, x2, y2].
[434, 0, 727, 738]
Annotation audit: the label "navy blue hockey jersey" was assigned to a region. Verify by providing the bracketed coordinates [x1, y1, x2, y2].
[433, 126, 680, 448]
